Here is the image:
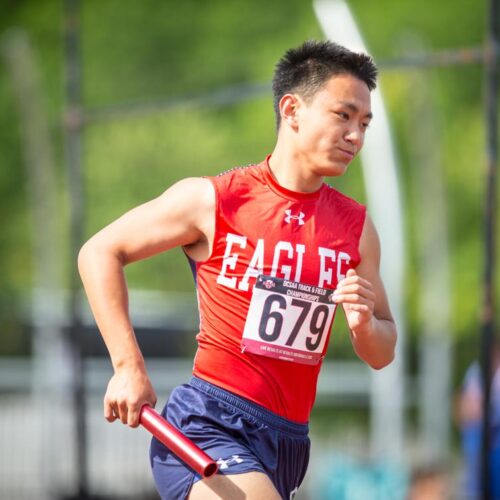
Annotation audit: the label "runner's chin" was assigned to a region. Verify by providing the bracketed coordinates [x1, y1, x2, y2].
[317, 157, 349, 177]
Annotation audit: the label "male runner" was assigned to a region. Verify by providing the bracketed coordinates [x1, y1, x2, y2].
[78, 40, 397, 499]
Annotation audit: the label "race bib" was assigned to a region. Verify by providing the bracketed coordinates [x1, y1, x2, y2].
[241, 275, 337, 365]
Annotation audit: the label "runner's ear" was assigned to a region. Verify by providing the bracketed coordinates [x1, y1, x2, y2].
[279, 94, 299, 129]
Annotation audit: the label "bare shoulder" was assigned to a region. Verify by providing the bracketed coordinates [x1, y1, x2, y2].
[81, 176, 215, 264]
[121, 176, 215, 236]
[157, 177, 215, 261]
[158, 177, 215, 214]
[152, 176, 215, 251]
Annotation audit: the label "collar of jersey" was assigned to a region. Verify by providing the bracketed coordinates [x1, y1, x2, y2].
[261, 154, 324, 202]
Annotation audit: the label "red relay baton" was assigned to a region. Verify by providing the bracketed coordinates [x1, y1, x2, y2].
[139, 404, 218, 478]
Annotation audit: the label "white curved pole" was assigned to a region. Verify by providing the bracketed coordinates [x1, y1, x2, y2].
[313, 0, 406, 461]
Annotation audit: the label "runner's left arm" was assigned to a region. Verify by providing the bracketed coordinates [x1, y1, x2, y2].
[333, 214, 397, 369]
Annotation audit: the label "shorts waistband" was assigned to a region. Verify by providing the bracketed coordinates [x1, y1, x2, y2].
[189, 376, 309, 437]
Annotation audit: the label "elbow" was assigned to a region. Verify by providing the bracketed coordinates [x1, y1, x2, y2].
[78, 237, 125, 277]
[357, 325, 397, 370]
[368, 348, 396, 370]
[369, 355, 394, 370]
[77, 241, 90, 275]
[77, 239, 98, 279]
[369, 325, 397, 370]
[77, 237, 111, 274]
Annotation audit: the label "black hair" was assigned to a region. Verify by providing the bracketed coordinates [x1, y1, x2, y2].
[272, 40, 378, 129]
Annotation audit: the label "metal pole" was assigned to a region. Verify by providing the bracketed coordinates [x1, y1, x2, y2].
[313, 0, 406, 461]
[63, 0, 89, 497]
[481, 0, 499, 498]
[2, 28, 66, 499]
[407, 64, 452, 463]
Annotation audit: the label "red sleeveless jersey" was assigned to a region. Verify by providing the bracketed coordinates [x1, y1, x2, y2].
[190, 157, 366, 423]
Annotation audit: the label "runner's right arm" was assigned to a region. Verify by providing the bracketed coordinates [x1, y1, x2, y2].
[78, 177, 215, 427]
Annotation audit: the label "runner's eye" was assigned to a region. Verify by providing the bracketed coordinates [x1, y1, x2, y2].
[335, 112, 349, 120]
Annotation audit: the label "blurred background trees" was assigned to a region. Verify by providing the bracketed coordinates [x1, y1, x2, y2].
[0, 0, 494, 373]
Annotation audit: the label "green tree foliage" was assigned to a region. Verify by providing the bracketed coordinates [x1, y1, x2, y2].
[0, 0, 496, 361]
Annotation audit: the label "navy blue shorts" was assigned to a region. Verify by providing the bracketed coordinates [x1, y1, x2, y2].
[149, 376, 310, 499]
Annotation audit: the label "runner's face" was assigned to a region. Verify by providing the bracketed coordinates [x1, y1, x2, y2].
[294, 74, 372, 177]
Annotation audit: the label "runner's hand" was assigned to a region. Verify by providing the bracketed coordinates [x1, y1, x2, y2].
[333, 268, 376, 334]
[103, 364, 157, 428]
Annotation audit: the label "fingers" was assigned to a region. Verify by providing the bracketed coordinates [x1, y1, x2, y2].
[149, 395, 158, 409]
[104, 399, 118, 423]
[340, 302, 372, 312]
[104, 397, 142, 427]
[104, 392, 157, 427]
[103, 372, 157, 427]
[128, 396, 157, 427]
[333, 269, 376, 328]
[127, 403, 141, 428]
[334, 285, 375, 301]
[333, 271, 375, 305]
[127, 395, 157, 427]
[340, 268, 373, 290]
[334, 268, 377, 333]
[118, 399, 129, 425]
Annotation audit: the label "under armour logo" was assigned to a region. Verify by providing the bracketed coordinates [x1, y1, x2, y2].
[284, 210, 305, 225]
[216, 455, 244, 470]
